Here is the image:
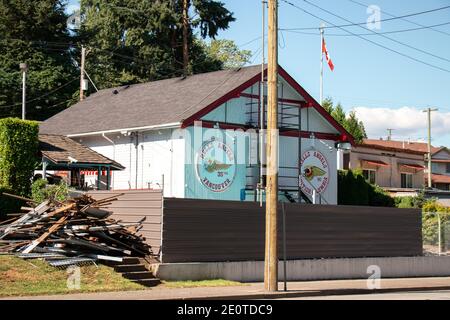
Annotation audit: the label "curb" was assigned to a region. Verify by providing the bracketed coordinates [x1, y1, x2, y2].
[178, 285, 450, 300]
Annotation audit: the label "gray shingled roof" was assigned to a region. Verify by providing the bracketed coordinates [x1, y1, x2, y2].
[40, 65, 263, 136]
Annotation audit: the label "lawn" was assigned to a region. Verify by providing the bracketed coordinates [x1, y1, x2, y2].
[0, 255, 145, 297]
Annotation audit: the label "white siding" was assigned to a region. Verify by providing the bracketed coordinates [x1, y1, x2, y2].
[74, 129, 185, 197]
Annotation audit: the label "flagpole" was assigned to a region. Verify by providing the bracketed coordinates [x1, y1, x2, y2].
[320, 23, 325, 105]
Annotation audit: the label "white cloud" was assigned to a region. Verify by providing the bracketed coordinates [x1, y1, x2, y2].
[353, 106, 450, 146]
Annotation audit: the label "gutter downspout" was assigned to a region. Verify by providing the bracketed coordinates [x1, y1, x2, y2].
[102, 133, 116, 189]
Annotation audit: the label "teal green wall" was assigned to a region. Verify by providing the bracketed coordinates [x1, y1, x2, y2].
[184, 126, 248, 201]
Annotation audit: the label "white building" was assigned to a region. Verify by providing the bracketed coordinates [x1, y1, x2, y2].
[40, 65, 354, 205]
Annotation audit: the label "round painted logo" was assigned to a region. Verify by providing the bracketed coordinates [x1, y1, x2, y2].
[299, 150, 330, 196]
[195, 137, 236, 193]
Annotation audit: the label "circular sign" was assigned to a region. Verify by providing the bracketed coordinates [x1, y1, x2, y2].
[195, 137, 236, 193]
[299, 150, 330, 196]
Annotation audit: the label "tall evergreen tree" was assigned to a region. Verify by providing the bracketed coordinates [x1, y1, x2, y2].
[324, 98, 367, 143]
[78, 0, 236, 91]
[0, 0, 78, 120]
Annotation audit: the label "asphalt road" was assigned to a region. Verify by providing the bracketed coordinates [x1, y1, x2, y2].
[283, 290, 450, 300]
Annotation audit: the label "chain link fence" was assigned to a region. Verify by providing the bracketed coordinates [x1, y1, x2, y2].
[423, 211, 450, 256]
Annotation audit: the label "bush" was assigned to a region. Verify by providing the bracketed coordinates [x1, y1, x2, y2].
[0, 186, 25, 221]
[31, 179, 70, 203]
[338, 169, 394, 207]
[421, 200, 450, 246]
[0, 118, 39, 196]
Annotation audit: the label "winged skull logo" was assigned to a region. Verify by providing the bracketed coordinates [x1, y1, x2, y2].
[303, 165, 326, 181]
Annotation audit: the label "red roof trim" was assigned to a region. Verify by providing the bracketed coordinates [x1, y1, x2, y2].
[398, 163, 425, 171]
[181, 65, 355, 145]
[277, 66, 355, 145]
[181, 70, 265, 128]
[432, 159, 450, 163]
[361, 159, 389, 167]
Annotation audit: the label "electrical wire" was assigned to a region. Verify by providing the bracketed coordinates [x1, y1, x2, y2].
[346, 0, 450, 37]
[0, 77, 79, 109]
[300, 0, 450, 64]
[281, 3, 450, 30]
[280, 0, 450, 74]
[281, 21, 450, 36]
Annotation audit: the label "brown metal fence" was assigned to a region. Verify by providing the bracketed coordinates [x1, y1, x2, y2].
[88, 190, 163, 255]
[160, 198, 422, 263]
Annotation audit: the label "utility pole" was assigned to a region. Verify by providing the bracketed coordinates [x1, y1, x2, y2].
[182, 0, 190, 76]
[80, 46, 86, 101]
[19, 63, 28, 120]
[387, 128, 395, 141]
[319, 23, 324, 105]
[265, 0, 278, 292]
[423, 107, 438, 188]
[259, 0, 267, 205]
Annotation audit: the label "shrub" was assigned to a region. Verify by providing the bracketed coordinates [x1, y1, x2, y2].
[0, 118, 39, 196]
[31, 179, 70, 203]
[338, 169, 394, 207]
[421, 199, 450, 246]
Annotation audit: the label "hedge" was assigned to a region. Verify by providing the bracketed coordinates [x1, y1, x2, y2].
[338, 169, 395, 207]
[0, 118, 39, 197]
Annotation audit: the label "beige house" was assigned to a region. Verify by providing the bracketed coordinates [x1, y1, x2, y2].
[344, 140, 426, 194]
[344, 139, 450, 194]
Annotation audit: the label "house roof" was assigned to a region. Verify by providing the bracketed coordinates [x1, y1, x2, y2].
[40, 66, 264, 136]
[359, 139, 442, 155]
[39, 134, 124, 170]
[426, 173, 450, 185]
[39, 65, 354, 143]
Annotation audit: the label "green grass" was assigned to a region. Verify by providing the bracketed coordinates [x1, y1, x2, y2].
[0, 255, 145, 297]
[163, 279, 244, 289]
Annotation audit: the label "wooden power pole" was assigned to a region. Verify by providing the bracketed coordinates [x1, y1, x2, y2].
[80, 46, 86, 101]
[182, 0, 190, 76]
[423, 107, 438, 188]
[264, 0, 278, 292]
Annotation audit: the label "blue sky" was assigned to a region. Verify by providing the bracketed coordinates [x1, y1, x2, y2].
[67, 0, 450, 146]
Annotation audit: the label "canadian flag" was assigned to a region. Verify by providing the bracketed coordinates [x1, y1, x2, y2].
[322, 38, 334, 71]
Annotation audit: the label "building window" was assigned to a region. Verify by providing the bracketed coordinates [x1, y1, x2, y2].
[401, 173, 413, 188]
[363, 169, 376, 185]
[446, 163, 450, 173]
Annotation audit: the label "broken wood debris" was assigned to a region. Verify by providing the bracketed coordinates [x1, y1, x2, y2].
[0, 193, 154, 267]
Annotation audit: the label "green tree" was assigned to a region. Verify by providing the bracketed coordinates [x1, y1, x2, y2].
[324, 98, 367, 144]
[345, 111, 367, 143]
[78, 0, 235, 90]
[200, 39, 252, 69]
[0, 0, 78, 120]
[322, 97, 334, 114]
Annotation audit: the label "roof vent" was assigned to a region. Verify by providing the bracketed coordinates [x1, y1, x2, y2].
[112, 89, 119, 95]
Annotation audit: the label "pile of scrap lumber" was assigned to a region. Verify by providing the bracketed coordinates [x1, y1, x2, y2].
[0, 192, 154, 267]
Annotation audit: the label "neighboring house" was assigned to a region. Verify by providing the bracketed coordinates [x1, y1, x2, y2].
[344, 139, 425, 195]
[343, 139, 450, 194]
[40, 65, 354, 205]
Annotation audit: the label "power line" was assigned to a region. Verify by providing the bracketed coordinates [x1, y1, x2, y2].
[280, 0, 450, 74]
[281, 21, 450, 36]
[300, 0, 450, 63]
[346, 0, 450, 37]
[0, 77, 79, 109]
[281, 3, 450, 30]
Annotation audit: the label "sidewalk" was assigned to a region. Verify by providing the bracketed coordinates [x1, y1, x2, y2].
[3, 277, 450, 300]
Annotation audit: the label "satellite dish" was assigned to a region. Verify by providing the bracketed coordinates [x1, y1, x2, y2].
[67, 10, 81, 29]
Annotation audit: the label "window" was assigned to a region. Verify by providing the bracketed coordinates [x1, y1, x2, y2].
[446, 163, 450, 173]
[401, 173, 413, 188]
[363, 169, 376, 185]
